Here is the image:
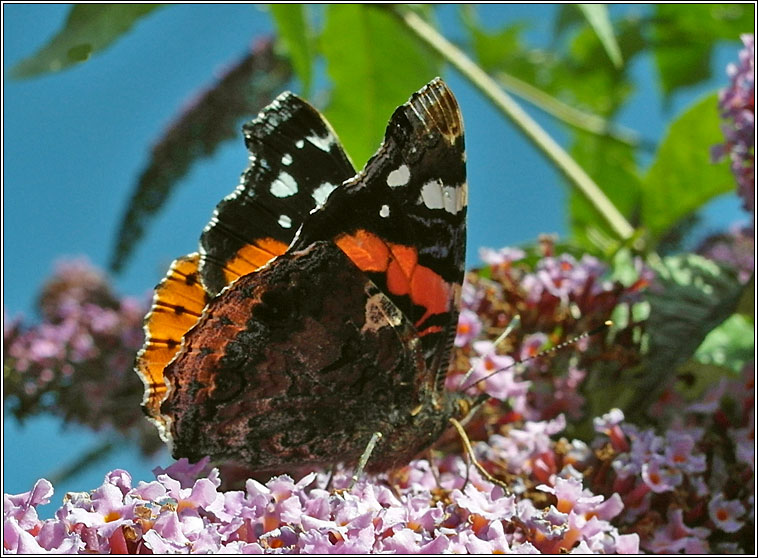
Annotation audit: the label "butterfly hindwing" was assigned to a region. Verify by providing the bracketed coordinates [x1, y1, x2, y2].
[161, 241, 452, 471]
[293, 78, 467, 382]
[199, 92, 356, 296]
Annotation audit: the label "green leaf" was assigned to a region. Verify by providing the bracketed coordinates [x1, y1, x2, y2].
[654, 41, 712, 101]
[652, 4, 754, 97]
[320, 5, 441, 166]
[463, 7, 643, 117]
[269, 4, 313, 95]
[553, 4, 584, 38]
[577, 4, 623, 69]
[10, 4, 162, 79]
[675, 360, 736, 402]
[694, 313, 754, 374]
[110, 40, 292, 272]
[564, 18, 645, 114]
[641, 93, 734, 241]
[460, 6, 530, 75]
[462, 8, 645, 253]
[623, 253, 743, 419]
[608, 247, 644, 287]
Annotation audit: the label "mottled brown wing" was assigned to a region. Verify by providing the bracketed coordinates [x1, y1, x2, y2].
[159, 242, 454, 471]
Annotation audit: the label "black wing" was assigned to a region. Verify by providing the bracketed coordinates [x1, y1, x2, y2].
[199, 92, 356, 296]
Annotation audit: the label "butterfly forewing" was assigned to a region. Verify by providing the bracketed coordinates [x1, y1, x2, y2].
[293, 78, 467, 380]
[199, 92, 356, 296]
[137, 94, 357, 435]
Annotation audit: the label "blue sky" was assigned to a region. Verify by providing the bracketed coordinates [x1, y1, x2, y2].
[3, 4, 745, 515]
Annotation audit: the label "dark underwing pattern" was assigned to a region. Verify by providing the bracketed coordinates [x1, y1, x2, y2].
[163, 242, 457, 471]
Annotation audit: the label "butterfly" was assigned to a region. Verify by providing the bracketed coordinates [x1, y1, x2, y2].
[136, 77, 469, 474]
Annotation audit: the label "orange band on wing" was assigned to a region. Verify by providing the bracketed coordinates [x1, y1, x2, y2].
[386, 258, 410, 296]
[222, 238, 289, 284]
[390, 243, 417, 278]
[409, 264, 450, 322]
[335, 229, 390, 272]
[335, 230, 451, 329]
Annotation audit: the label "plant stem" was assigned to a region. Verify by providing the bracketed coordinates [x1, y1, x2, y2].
[393, 8, 636, 242]
[493, 70, 641, 148]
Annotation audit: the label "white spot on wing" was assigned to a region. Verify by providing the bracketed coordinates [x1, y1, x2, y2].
[278, 214, 292, 229]
[386, 164, 410, 188]
[296, 139, 304, 149]
[281, 153, 292, 165]
[307, 132, 334, 152]
[379, 204, 390, 218]
[312, 182, 337, 206]
[419, 180, 466, 214]
[270, 171, 298, 197]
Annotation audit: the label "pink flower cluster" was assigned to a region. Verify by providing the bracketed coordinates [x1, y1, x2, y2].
[10, 355, 750, 554]
[712, 34, 755, 217]
[588, 364, 754, 553]
[3, 259, 160, 454]
[4, 348, 752, 554]
[4, 445, 640, 554]
[448, 239, 646, 422]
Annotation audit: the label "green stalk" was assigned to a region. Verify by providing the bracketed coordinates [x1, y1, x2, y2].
[493, 70, 641, 148]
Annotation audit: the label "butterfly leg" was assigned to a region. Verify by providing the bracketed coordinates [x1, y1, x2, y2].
[449, 417, 511, 495]
[349, 431, 383, 489]
[461, 445, 472, 491]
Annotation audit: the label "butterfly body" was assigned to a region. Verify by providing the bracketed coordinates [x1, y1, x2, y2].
[136, 78, 468, 473]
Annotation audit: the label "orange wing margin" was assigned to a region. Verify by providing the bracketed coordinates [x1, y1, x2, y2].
[135, 253, 209, 438]
[136, 240, 289, 440]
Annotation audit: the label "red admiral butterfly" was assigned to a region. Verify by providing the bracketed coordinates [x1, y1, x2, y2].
[136, 78, 469, 473]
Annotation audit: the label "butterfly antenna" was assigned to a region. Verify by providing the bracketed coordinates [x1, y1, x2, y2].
[456, 315, 521, 392]
[457, 320, 613, 393]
